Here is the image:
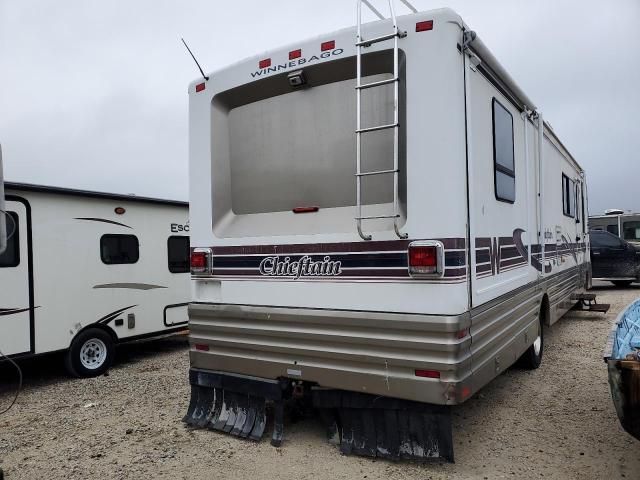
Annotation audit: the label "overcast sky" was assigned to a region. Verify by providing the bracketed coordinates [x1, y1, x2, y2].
[1, 0, 638, 214]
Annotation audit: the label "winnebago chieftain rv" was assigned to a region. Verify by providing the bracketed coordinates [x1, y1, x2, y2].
[184, 2, 594, 461]
[1, 183, 190, 377]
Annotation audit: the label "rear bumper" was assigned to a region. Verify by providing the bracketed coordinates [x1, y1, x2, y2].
[188, 302, 472, 405]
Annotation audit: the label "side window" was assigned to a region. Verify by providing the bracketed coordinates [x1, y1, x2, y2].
[101, 234, 139, 265]
[575, 183, 581, 223]
[492, 99, 515, 203]
[606, 224, 619, 236]
[623, 221, 640, 242]
[0, 212, 20, 268]
[562, 174, 576, 217]
[167, 236, 190, 273]
[593, 231, 624, 248]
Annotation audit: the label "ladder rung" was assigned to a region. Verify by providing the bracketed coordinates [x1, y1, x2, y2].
[356, 169, 398, 177]
[356, 77, 398, 90]
[356, 32, 399, 47]
[356, 123, 398, 134]
[355, 214, 401, 220]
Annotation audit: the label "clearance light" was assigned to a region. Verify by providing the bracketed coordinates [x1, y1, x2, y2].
[292, 206, 319, 214]
[195, 82, 206, 92]
[289, 49, 302, 60]
[415, 369, 440, 379]
[259, 58, 271, 69]
[416, 20, 434, 32]
[456, 328, 470, 339]
[321, 40, 335, 51]
[190, 250, 209, 274]
[114, 207, 125, 215]
[194, 344, 209, 352]
[408, 241, 444, 277]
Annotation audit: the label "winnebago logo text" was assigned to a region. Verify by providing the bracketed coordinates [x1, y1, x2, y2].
[259, 256, 342, 279]
[251, 49, 344, 78]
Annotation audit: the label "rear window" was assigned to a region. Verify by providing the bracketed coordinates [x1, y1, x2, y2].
[210, 50, 407, 237]
[101, 234, 139, 264]
[0, 212, 19, 268]
[168, 236, 190, 273]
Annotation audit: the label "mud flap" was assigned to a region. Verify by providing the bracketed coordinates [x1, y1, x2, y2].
[183, 369, 284, 445]
[312, 389, 454, 462]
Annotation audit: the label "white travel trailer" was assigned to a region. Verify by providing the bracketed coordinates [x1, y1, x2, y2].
[0, 146, 6, 255]
[184, 3, 594, 461]
[590, 211, 640, 245]
[1, 183, 190, 377]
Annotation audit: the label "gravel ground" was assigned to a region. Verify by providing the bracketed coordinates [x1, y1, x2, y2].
[1, 284, 639, 479]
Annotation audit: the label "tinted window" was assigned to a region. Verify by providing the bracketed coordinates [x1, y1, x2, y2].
[168, 236, 190, 273]
[591, 231, 624, 248]
[562, 174, 576, 217]
[607, 224, 619, 236]
[0, 212, 19, 268]
[101, 234, 139, 264]
[623, 221, 640, 241]
[493, 99, 515, 203]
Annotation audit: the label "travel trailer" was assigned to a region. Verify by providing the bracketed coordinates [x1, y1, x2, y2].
[0, 146, 6, 255]
[1, 183, 189, 377]
[184, 2, 595, 461]
[590, 212, 640, 245]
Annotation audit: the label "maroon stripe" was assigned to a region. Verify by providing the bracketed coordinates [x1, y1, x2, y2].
[210, 238, 465, 256]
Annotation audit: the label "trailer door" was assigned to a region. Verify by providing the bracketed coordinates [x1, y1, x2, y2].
[0, 200, 32, 356]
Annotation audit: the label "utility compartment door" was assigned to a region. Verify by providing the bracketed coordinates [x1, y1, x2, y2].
[0, 200, 32, 356]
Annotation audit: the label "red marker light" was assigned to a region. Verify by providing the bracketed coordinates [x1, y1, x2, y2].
[292, 206, 319, 214]
[321, 40, 335, 51]
[289, 49, 302, 60]
[195, 83, 206, 92]
[194, 344, 209, 352]
[259, 58, 271, 69]
[415, 369, 440, 379]
[416, 20, 433, 32]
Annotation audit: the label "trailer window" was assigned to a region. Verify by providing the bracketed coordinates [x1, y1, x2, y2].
[623, 222, 640, 242]
[562, 174, 576, 217]
[0, 212, 19, 268]
[101, 234, 139, 265]
[492, 99, 515, 203]
[167, 236, 189, 273]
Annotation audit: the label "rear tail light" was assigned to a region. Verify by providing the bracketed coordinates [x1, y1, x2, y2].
[408, 241, 444, 277]
[415, 369, 440, 379]
[191, 248, 211, 274]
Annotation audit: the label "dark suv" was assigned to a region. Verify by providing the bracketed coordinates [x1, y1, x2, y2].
[590, 230, 640, 287]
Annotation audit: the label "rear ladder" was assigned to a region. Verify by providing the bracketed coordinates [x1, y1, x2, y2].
[355, 0, 416, 241]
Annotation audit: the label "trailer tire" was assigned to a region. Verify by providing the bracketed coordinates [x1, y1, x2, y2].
[518, 309, 544, 370]
[65, 328, 114, 378]
[611, 280, 633, 288]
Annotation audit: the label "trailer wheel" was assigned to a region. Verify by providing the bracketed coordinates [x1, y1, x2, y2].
[65, 328, 114, 378]
[611, 280, 633, 288]
[518, 309, 544, 370]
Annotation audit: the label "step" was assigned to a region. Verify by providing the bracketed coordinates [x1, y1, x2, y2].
[586, 303, 610, 313]
[356, 32, 398, 47]
[356, 123, 398, 134]
[355, 169, 398, 177]
[356, 77, 398, 90]
[574, 293, 597, 301]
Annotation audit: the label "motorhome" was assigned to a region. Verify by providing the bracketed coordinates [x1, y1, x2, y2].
[184, 2, 595, 461]
[590, 212, 640, 245]
[1, 183, 190, 377]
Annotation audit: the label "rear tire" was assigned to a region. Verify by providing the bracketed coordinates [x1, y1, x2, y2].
[611, 280, 633, 288]
[518, 309, 544, 370]
[65, 328, 114, 378]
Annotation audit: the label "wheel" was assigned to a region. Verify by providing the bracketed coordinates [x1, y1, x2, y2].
[611, 280, 633, 288]
[65, 328, 114, 378]
[518, 309, 544, 370]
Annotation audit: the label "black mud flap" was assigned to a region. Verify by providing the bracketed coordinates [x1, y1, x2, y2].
[183, 369, 284, 446]
[312, 389, 454, 462]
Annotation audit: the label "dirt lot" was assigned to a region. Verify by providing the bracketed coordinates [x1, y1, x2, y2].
[1, 284, 639, 480]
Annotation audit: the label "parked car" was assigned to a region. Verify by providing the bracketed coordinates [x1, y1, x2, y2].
[590, 230, 640, 287]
